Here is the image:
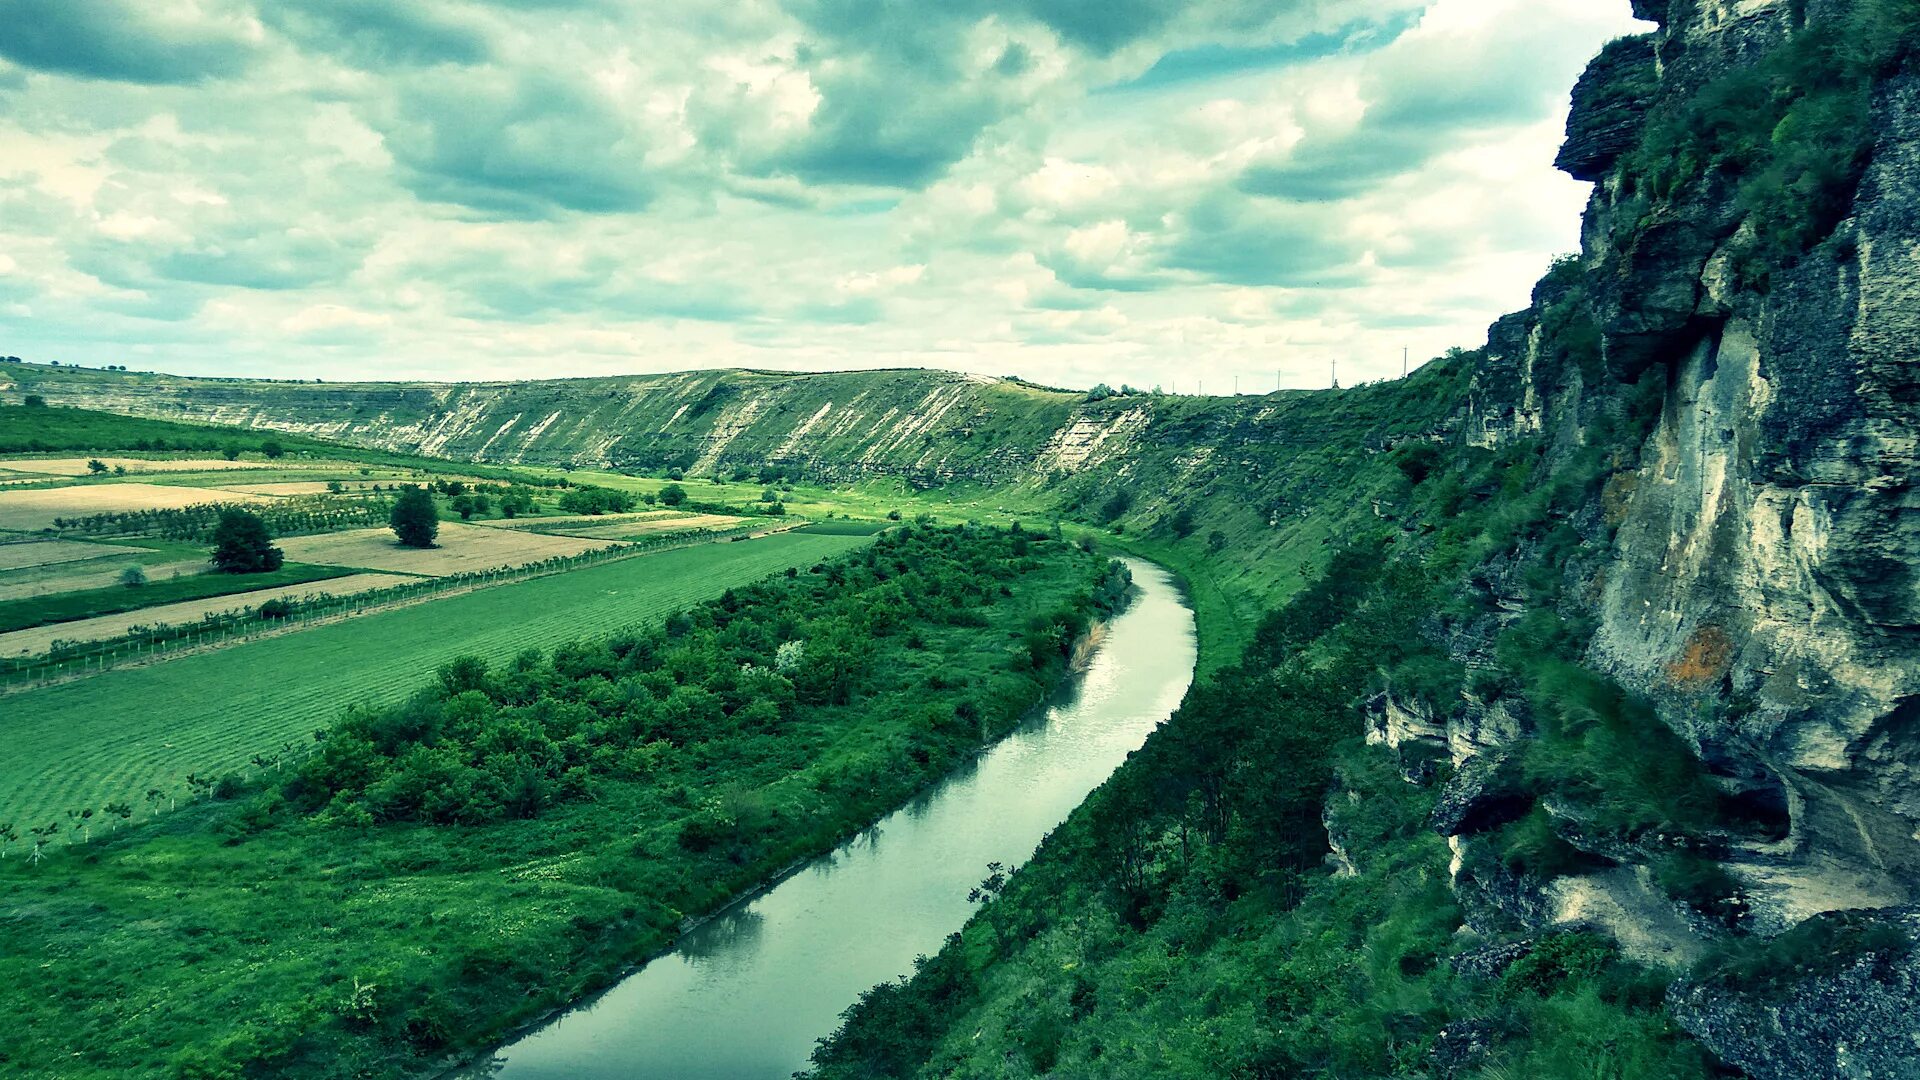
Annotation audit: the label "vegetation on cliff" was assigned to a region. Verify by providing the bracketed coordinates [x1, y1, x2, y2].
[809, 403, 1720, 1079]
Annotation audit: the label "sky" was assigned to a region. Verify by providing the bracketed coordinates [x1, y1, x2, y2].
[0, 0, 1648, 391]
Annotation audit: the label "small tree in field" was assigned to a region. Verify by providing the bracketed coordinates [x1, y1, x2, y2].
[221, 443, 242, 461]
[390, 485, 439, 548]
[260, 440, 284, 459]
[210, 509, 283, 573]
[120, 564, 148, 588]
[87, 458, 108, 474]
[660, 483, 687, 507]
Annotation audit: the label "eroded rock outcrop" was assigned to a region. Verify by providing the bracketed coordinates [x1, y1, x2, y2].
[1456, 0, 1920, 1069]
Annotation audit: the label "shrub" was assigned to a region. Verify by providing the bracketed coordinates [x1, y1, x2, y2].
[119, 565, 147, 588]
[1496, 807, 1602, 880]
[1694, 910, 1911, 1000]
[1654, 853, 1746, 921]
[1504, 932, 1618, 997]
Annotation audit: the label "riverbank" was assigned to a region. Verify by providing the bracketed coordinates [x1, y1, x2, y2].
[429, 593, 1147, 1080]
[0, 525, 1127, 1079]
[455, 558, 1194, 1079]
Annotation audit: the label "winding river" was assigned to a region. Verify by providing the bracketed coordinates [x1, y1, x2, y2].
[462, 558, 1197, 1079]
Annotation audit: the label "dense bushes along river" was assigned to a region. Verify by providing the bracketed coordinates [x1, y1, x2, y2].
[0, 522, 1126, 1079]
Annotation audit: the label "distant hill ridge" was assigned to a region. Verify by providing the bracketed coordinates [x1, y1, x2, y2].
[2, 359, 1472, 489]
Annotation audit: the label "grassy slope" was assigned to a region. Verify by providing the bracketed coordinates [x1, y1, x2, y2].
[7, 365, 1086, 478]
[806, 412, 1724, 1080]
[0, 404, 557, 485]
[0, 533, 869, 834]
[0, 529, 1112, 1079]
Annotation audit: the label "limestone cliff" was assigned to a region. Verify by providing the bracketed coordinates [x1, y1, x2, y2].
[1435, 0, 1920, 1071]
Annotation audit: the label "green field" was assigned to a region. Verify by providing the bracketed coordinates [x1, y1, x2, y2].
[0, 532, 870, 834]
[0, 562, 357, 633]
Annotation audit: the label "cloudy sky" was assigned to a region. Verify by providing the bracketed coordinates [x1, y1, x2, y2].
[0, 0, 1647, 391]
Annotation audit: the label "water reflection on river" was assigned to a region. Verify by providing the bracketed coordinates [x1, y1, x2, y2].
[461, 558, 1197, 1080]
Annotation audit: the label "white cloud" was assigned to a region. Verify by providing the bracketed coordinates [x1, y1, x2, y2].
[0, 0, 1651, 392]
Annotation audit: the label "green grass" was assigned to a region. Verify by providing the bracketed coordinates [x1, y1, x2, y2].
[0, 404, 565, 487]
[0, 405, 354, 458]
[795, 519, 897, 536]
[0, 527, 1109, 1079]
[0, 532, 870, 835]
[0, 563, 358, 633]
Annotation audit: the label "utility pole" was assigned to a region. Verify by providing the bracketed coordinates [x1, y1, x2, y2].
[1233, 375, 1239, 395]
[1331, 357, 1339, 390]
[1403, 347, 1409, 378]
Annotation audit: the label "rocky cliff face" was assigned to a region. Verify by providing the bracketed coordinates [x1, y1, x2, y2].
[1438, 0, 1920, 1070]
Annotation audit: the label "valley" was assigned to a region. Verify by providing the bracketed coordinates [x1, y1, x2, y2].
[3, 1, 1920, 1078]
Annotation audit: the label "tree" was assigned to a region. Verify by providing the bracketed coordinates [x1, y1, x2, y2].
[87, 458, 108, 474]
[660, 483, 687, 507]
[260, 439, 285, 459]
[390, 485, 439, 548]
[221, 443, 242, 461]
[210, 508, 284, 573]
[22, 394, 45, 407]
[1169, 506, 1197, 538]
[120, 564, 148, 588]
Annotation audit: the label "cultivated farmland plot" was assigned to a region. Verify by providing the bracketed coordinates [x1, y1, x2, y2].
[0, 457, 288, 476]
[0, 572, 418, 657]
[0, 532, 872, 837]
[275, 522, 619, 576]
[211, 481, 389, 496]
[548, 513, 748, 540]
[475, 509, 684, 531]
[0, 558, 207, 603]
[0, 539, 124, 571]
[0, 484, 271, 532]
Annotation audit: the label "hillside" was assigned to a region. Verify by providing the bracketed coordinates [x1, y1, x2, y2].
[805, 0, 1920, 1077]
[3, 355, 1483, 661]
[8, 0, 1920, 1074]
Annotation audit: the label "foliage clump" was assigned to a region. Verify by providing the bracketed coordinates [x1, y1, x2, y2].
[209, 508, 284, 574]
[285, 525, 1129, 828]
[389, 484, 439, 548]
[1621, 1, 1920, 285]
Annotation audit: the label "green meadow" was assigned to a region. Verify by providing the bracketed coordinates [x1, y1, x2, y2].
[0, 532, 870, 836]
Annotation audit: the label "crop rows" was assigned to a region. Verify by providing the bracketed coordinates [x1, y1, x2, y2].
[0, 532, 871, 839]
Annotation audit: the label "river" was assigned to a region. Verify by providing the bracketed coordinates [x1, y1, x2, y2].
[460, 557, 1197, 1079]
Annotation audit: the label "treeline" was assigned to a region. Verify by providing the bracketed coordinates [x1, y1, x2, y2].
[283, 524, 1130, 829]
[50, 496, 394, 540]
